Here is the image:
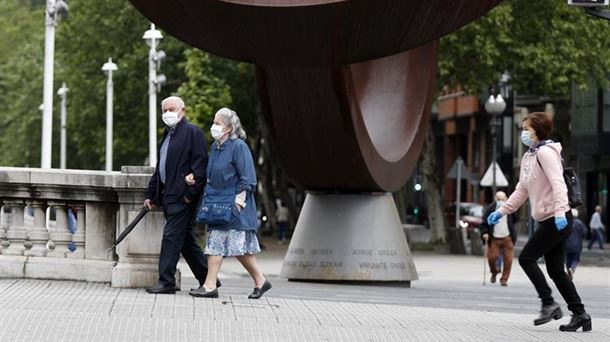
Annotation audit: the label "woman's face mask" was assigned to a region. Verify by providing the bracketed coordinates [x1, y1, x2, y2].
[210, 124, 226, 140]
[521, 129, 534, 147]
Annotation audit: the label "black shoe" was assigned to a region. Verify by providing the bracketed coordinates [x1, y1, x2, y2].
[490, 273, 497, 283]
[189, 286, 219, 298]
[248, 280, 272, 299]
[191, 280, 222, 291]
[559, 312, 592, 332]
[145, 284, 177, 294]
[534, 302, 563, 326]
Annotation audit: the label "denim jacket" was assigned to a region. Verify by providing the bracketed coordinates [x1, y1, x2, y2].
[205, 138, 258, 231]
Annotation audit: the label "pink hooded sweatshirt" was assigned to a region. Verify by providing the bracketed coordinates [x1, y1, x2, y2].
[498, 142, 570, 221]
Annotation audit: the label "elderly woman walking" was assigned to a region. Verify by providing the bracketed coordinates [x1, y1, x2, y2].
[188, 108, 271, 299]
[487, 112, 591, 332]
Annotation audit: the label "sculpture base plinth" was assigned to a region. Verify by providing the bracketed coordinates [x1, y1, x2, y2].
[280, 193, 418, 282]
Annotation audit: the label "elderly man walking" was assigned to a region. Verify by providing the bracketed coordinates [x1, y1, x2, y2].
[144, 96, 210, 294]
[481, 191, 517, 286]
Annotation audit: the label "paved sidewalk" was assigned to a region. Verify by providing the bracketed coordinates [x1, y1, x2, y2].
[1, 239, 609, 341]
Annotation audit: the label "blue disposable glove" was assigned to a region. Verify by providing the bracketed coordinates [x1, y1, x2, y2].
[555, 216, 568, 231]
[487, 211, 503, 225]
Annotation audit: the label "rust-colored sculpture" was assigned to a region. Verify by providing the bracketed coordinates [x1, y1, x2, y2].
[129, 0, 501, 282]
[129, 0, 501, 192]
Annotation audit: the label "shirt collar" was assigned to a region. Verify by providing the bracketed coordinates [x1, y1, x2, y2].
[165, 117, 187, 136]
[215, 137, 234, 150]
[528, 139, 553, 153]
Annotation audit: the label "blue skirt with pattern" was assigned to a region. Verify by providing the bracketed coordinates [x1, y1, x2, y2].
[204, 229, 261, 256]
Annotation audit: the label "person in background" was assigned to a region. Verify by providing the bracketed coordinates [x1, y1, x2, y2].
[565, 209, 587, 279]
[487, 112, 591, 332]
[276, 200, 289, 244]
[480, 191, 517, 286]
[588, 205, 605, 250]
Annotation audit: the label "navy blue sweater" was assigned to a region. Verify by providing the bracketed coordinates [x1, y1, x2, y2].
[145, 119, 208, 207]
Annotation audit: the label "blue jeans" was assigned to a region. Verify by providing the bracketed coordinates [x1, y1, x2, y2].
[588, 229, 605, 250]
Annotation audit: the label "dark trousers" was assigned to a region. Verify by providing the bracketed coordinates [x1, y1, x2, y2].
[518, 211, 585, 314]
[158, 202, 208, 287]
[565, 251, 580, 270]
[588, 228, 605, 249]
[278, 221, 288, 241]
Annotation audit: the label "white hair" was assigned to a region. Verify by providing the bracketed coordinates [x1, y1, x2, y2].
[161, 96, 185, 110]
[215, 107, 246, 140]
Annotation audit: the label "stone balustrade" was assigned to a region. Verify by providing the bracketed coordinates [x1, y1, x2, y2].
[0, 166, 171, 288]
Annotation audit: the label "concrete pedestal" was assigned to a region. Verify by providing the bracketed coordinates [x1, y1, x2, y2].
[280, 193, 418, 282]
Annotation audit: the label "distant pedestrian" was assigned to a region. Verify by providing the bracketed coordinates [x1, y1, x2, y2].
[188, 108, 272, 300]
[587, 205, 605, 250]
[276, 200, 289, 244]
[487, 112, 591, 331]
[565, 209, 587, 279]
[481, 191, 517, 286]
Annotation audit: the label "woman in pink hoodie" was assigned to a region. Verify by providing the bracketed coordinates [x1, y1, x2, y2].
[487, 112, 591, 332]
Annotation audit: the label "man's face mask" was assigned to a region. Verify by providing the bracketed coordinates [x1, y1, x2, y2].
[162, 111, 180, 127]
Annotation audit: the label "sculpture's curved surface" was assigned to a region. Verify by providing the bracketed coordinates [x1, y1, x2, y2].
[129, 0, 500, 67]
[129, 0, 501, 191]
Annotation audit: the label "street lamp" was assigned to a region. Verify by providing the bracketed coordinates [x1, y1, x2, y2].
[484, 93, 506, 197]
[143, 24, 166, 167]
[41, 0, 69, 169]
[102, 58, 118, 172]
[57, 82, 68, 169]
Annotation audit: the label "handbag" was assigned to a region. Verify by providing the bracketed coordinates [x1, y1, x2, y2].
[195, 185, 237, 225]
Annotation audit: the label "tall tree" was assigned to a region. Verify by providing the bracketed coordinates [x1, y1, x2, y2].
[439, 0, 610, 97]
[0, 0, 45, 167]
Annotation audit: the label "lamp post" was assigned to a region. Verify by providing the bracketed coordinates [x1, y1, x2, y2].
[102, 58, 118, 172]
[41, 0, 69, 169]
[57, 82, 68, 169]
[484, 93, 506, 197]
[143, 24, 166, 167]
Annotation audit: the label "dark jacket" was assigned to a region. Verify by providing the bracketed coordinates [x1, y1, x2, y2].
[566, 218, 587, 253]
[480, 202, 518, 246]
[145, 119, 208, 211]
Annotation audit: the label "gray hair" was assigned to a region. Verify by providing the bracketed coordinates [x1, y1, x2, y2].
[161, 96, 185, 110]
[215, 107, 246, 140]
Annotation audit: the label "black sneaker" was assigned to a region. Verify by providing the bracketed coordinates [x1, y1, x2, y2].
[559, 312, 592, 332]
[534, 302, 563, 326]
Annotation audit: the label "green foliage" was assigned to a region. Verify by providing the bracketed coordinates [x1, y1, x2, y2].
[54, 0, 189, 169]
[178, 49, 260, 142]
[439, 0, 610, 98]
[177, 50, 232, 134]
[0, 0, 45, 167]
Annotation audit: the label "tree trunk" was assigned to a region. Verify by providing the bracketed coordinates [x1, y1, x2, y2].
[255, 120, 277, 235]
[420, 123, 447, 244]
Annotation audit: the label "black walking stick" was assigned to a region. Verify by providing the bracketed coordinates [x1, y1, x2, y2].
[108, 206, 149, 251]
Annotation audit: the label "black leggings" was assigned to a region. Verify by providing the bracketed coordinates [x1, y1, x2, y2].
[518, 211, 585, 314]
